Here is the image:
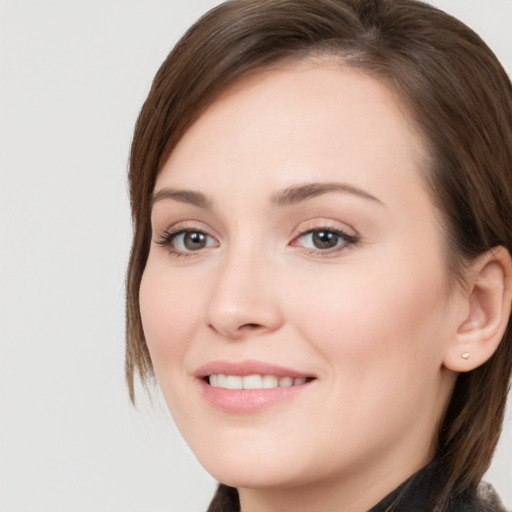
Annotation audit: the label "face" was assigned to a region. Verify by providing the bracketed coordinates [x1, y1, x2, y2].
[140, 62, 460, 499]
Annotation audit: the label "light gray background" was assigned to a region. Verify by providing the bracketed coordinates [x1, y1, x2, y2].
[0, 1, 510, 511]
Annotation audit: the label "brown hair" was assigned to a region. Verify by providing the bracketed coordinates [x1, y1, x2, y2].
[126, 0, 512, 506]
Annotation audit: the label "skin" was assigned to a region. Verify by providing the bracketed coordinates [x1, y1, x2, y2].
[139, 62, 466, 512]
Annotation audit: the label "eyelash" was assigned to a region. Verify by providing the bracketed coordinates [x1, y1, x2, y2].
[154, 225, 359, 258]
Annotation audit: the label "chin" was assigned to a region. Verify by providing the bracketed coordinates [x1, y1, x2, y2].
[203, 458, 307, 490]
[188, 430, 329, 491]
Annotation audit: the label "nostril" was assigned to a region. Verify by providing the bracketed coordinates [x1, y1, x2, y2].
[240, 323, 262, 330]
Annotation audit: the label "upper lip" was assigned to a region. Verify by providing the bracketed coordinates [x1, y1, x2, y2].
[194, 359, 315, 379]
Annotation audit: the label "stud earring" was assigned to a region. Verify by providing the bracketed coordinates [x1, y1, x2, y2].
[461, 352, 470, 360]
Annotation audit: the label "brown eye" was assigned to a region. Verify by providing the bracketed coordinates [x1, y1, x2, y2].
[294, 228, 357, 252]
[182, 231, 207, 250]
[156, 229, 218, 254]
[311, 230, 340, 249]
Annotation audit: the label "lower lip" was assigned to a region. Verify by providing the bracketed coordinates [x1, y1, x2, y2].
[199, 379, 314, 414]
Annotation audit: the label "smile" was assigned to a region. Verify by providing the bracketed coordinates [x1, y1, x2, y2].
[208, 374, 309, 389]
[195, 360, 316, 413]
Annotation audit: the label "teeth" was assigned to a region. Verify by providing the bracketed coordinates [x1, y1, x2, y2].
[262, 375, 278, 388]
[279, 376, 293, 387]
[243, 374, 263, 389]
[225, 375, 243, 389]
[208, 374, 310, 390]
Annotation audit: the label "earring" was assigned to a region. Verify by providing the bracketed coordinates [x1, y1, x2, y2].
[461, 352, 470, 360]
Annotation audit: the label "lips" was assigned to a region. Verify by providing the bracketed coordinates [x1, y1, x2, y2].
[195, 359, 314, 379]
[194, 360, 316, 413]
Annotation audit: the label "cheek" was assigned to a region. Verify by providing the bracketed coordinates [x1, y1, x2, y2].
[285, 259, 451, 444]
[286, 256, 448, 374]
[139, 261, 201, 371]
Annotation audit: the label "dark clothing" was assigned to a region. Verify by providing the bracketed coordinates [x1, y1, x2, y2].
[207, 459, 507, 511]
[369, 460, 506, 512]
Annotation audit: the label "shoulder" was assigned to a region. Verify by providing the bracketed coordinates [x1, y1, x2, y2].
[370, 459, 509, 512]
[475, 482, 508, 512]
[447, 482, 508, 512]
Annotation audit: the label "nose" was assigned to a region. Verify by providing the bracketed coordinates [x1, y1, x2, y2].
[205, 249, 284, 340]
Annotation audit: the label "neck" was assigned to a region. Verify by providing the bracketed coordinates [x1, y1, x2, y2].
[237, 450, 433, 512]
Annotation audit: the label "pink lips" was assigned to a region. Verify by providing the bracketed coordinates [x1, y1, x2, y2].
[195, 359, 316, 414]
[195, 359, 313, 379]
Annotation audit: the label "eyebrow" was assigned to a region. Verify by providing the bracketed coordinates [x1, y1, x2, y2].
[152, 188, 213, 209]
[271, 182, 384, 207]
[151, 181, 383, 210]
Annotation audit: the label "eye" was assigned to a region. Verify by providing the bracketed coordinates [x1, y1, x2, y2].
[156, 228, 218, 254]
[293, 228, 357, 252]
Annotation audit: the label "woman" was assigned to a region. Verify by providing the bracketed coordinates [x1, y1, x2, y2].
[125, 0, 512, 510]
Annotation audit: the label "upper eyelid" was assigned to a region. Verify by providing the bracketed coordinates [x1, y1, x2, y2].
[291, 219, 358, 237]
[154, 220, 218, 237]
[157, 226, 216, 240]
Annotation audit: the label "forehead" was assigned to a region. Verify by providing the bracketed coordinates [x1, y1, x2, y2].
[157, 61, 430, 209]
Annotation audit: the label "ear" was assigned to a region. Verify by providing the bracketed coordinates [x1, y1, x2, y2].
[443, 246, 512, 372]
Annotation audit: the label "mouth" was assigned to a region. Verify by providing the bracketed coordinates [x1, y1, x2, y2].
[194, 360, 316, 413]
[206, 374, 314, 390]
